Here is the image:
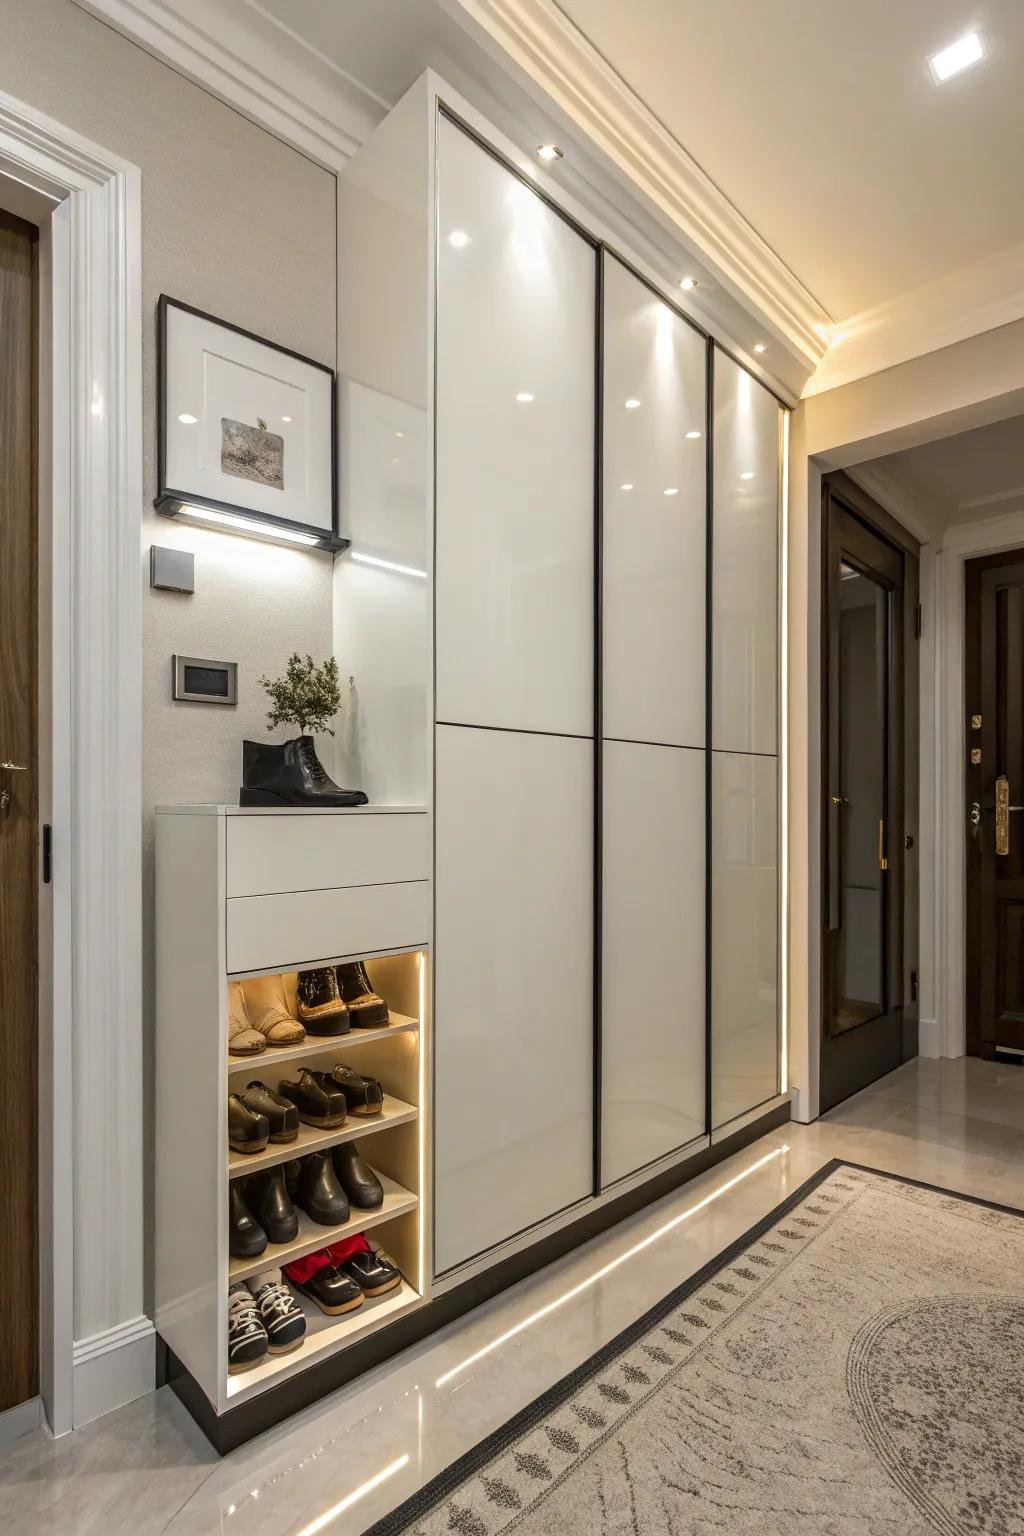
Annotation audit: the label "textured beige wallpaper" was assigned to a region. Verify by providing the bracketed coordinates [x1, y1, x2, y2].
[0, 0, 339, 1306]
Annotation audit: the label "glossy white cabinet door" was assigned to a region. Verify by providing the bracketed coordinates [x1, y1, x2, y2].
[601, 740, 705, 1185]
[434, 724, 593, 1274]
[711, 751, 778, 1128]
[712, 349, 780, 755]
[603, 256, 706, 748]
[435, 116, 596, 737]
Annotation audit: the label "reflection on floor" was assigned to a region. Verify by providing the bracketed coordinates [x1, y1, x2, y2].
[4, 1055, 1023, 1536]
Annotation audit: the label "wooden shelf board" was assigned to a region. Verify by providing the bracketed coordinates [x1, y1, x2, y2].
[226, 1013, 418, 1076]
[228, 1173, 419, 1283]
[225, 1279, 422, 1398]
[228, 1093, 418, 1179]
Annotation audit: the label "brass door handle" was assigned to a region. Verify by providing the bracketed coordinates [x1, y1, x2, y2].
[0, 762, 27, 771]
[993, 776, 1024, 854]
[878, 818, 888, 872]
[831, 794, 848, 806]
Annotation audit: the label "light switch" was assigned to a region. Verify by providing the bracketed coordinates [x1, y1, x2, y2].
[150, 545, 194, 593]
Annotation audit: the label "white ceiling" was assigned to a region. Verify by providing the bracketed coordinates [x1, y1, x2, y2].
[555, 0, 1024, 321]
[863, 412, 1024, 530]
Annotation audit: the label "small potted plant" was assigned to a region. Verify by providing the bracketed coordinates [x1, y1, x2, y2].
[239, 654, 367, 807]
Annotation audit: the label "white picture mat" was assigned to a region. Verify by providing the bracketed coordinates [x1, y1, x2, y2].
[164, 305, 333, 531]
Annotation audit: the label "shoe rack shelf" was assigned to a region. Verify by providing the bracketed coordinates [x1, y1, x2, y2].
[228, 1092, 418, 1177]
[155, 804, 432, 1430]
[228, 1171, 419, 1284]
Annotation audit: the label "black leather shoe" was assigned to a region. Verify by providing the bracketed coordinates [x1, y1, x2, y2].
[340, 1245, 401, 1297]
[246, 1167, 299, 1244]
[337, 962, 390, 1028]
[333, 1141, 384, 1209]
[296, 968, 350, 1035]
[296, 1151, 350, 1226]
[239, 736, 368, 808]
[239, 1082, 300, 1143]
[228, 1094, 270, 1153]
[278, 1069, 347, 1128]
[331, 1063, 384, 1117]
[229, 1181, 267, 1258]
[288, 1264, 363, 1315]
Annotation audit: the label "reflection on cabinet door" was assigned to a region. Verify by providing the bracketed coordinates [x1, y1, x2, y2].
[711, 751, 778, 1129]
[435, 115, 596, 737]
[712, 349, 780, 756]
[601, 740, 705, 1186]
[602, 254, 706, 748]
[433, 725, 593, 1274]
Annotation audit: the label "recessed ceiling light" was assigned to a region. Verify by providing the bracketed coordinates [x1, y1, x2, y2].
[281, 415, 292, 423]
[537, 144, 563, 162]
[753, 343, 766, 354]
[394, 431, 403, 438]
[686, 430, 701, 440]
[624, 398, 641, 409]
[928, 30, 984, 84]
[664, 487, 679, 496]
[448, 230, 471, 248]
[740, 471, 755, 480]
[516, 392, 535, 403]
[178, 412, 198, 425]
[620, 483, 634, 491]
[680, 276, 697, 291]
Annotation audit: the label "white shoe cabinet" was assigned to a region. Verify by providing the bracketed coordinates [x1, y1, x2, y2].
[154, 803, 430, 1426]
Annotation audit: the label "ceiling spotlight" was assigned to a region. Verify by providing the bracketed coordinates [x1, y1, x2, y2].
[448, 230, 471, 249]
[928, 30, 984, 84]
[680, 276, 697, 291]
[740, 471, 755, 480]
[624, 398, 641, 409]
[620, 483, 634, 491]
[178, 412, 198, 425]
[537, 144, 563, 162]
[515, 392, 535, 403]
[753, 342, 766, 354]
[664, 487, 679, 496]
[686, 430, 701, 440]
[281, 415, 292, 423]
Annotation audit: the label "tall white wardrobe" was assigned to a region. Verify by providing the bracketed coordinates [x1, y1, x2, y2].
[334, 74, 783, 1288]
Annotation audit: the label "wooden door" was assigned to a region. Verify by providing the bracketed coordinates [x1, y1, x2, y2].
[965, 552, 1024, 1056]
[0, 209, 38, 1413]
[820, 476, 919, 1113]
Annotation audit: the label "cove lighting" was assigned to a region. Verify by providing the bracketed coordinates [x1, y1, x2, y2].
[292, 1455, 410, 1536]
[928, 30, 984, 83]
[435, 1143, 790, 1389]
[624, 398, 641, 409]
[680, 276, 697, 291]
[350, 551, 428, 579]
[537, 143, 563, 161]
[447, 229, 471, 248]
[179, 506, 320, 545]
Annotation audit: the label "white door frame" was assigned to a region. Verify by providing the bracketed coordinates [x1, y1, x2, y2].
[934, 508, 1024, 1062]
[0, 92, 145, 1435]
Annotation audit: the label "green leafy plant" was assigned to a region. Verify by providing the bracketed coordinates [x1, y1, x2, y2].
[258, 653, 342, 736]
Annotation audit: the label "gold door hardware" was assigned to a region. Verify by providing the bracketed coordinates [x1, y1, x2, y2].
[971, 714, 982, 729]
[831, 794, 848, 805]
[997, 775, 1010, 856]
[971, 747, 982, 764]
[878, 819, 888, 872]
[0, 760, 27, 816]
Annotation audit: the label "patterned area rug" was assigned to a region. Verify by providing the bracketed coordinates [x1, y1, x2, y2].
[365, 1162, 1024, 1536]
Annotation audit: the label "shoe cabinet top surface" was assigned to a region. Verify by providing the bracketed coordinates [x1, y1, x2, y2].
[156, 803, 427, 815]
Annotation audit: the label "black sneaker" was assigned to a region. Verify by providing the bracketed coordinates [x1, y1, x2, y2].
[227, 1283, 268, 1373]
[296, 967, 350, 1036]
[247, 1270, 306, 1355]
[340, 1244, 402, 1298]
[337, 962, 390, 1028]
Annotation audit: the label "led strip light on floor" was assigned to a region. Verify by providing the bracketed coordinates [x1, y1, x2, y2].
[435, 1143, 790, 1389]
[292, 1454, 411, 1536]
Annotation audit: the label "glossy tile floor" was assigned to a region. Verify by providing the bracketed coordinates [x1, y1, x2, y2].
[5, 1054, 1024, 1536]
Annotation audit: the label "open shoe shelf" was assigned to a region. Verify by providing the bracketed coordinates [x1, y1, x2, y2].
[226, 1012, 418, 1076]
[228, 1170, 419, 1283]
[229, 1092, 418, 1178]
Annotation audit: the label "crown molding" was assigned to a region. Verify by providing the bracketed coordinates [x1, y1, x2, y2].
[445, 0, 829, 370]
[844, 462, 941, 546]
[73, 0, 388, 169]
[805, 238, 1024, 399]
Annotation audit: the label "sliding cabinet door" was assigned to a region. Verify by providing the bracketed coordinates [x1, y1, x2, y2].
[433, 115, 596, 1273]
[600, 256, 707, 1185]
[710, 348, 781, 1128]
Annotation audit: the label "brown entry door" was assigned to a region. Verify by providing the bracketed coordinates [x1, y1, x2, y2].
[966, 552, 1024, 1057]
[0, 210, 38, 1414]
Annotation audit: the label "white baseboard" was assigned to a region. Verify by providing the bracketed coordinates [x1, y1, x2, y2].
[918, 1017, 942, 1059]
[72, 1315, 155, 1428]
[0, 1396, 43, 1449]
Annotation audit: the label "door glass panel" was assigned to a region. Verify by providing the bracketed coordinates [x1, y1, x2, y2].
[831, 562, 887, 1035]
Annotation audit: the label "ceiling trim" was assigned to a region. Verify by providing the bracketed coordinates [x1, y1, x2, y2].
[445, 0, 829, 370]
[845, 461, 941, 546]
[805, 238, 1024, 399]
[73, 0, 388, 169]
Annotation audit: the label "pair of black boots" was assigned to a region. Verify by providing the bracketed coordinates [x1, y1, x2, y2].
[230, 1142, 384, 1258]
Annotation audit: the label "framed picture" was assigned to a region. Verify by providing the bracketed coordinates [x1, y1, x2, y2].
[155, 296, 343, 550]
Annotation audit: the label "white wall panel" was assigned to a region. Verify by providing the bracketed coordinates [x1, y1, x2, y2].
[712, 350, 780, 755]
[435, 116, 595, 736]
[434, 725, 593, 1273]
[711, 750, 778, 1127]
[603, 256, 706, 747]
[601, 740, 705, 1185]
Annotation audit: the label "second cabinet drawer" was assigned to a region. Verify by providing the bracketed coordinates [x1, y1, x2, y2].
[226, 880, 430, 974]
[225, 811, 429, 898]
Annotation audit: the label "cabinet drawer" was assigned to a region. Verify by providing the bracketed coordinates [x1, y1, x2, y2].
[225, 811, 429, 898]
[227, 880, 430, 974]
